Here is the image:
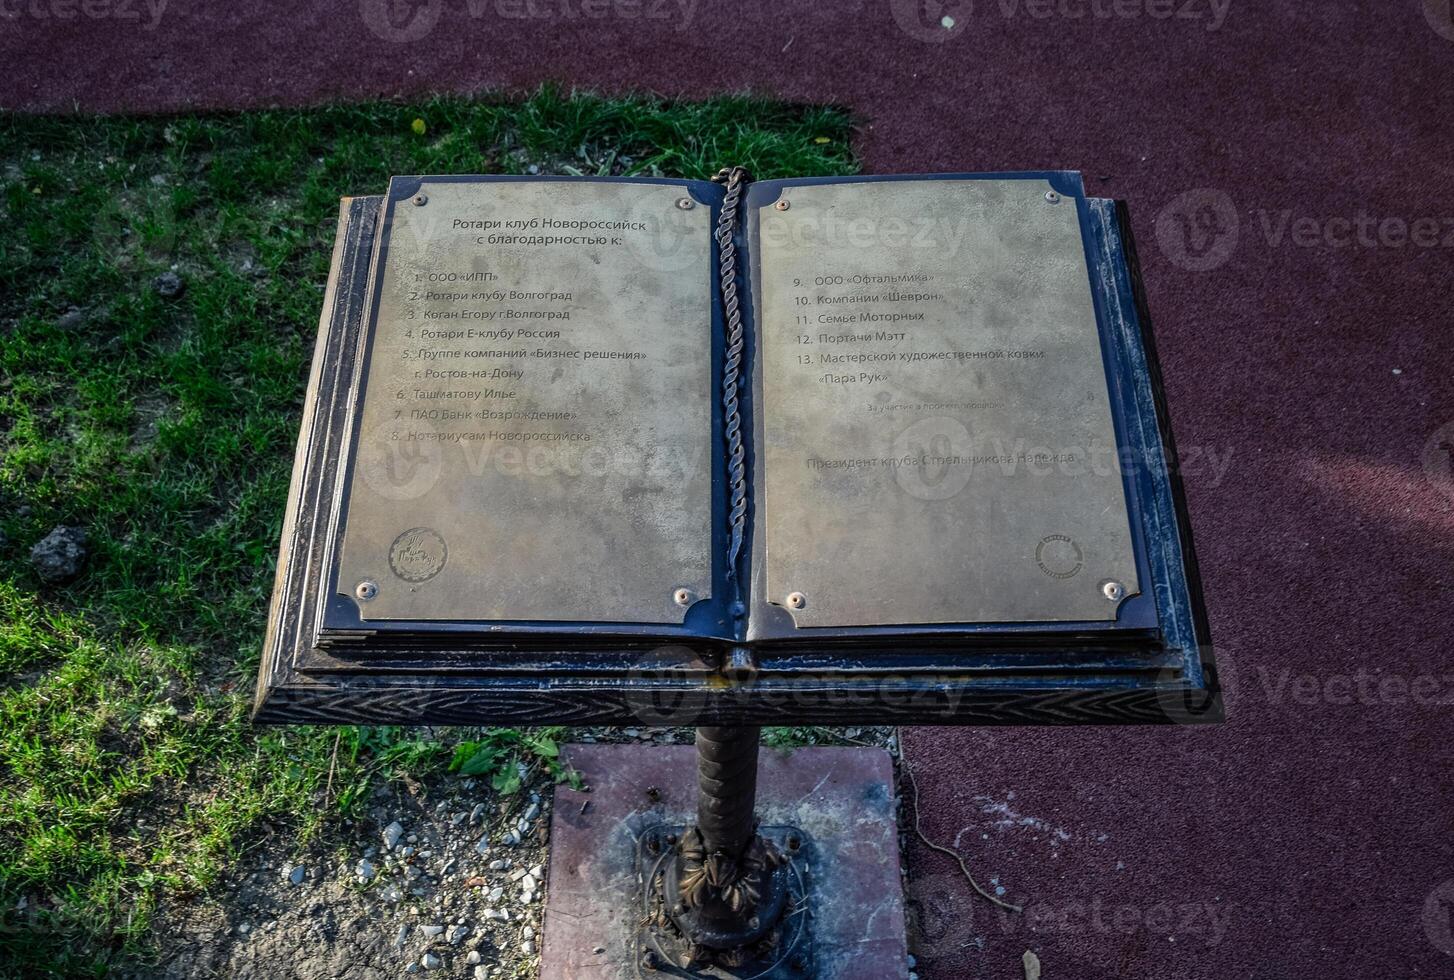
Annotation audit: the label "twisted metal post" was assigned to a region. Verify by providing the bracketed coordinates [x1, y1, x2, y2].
[694, 726, 761, 859]
[712, 166, 750, 574]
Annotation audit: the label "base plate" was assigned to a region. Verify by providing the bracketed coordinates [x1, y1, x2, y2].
[541, 745, 908, 979]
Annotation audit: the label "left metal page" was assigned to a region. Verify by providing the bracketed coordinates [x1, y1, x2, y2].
[334, 178, 715, 624]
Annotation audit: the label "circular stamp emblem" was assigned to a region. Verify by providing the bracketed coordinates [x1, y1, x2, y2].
[1035, 534, 1084, 580]
[388, 527, 448, 583]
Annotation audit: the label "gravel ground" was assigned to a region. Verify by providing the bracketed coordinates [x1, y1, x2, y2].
[135, 726, 902, 980]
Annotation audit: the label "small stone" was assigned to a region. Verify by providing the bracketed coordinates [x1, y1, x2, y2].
[487, 886, 503, 902]
[288, 865, 306, 886]
[421, 952, 441, 970]
[383, 820, 405, 849]
[521, 941, 535, 957]
[473, 968, 489, 980]
[526, 164, 541, 175]
[394, 925, 410, 948]
[379, 883, 403, 903]
[529, 864, 543, 879]
[466, 950, 482, 965]
[400, 846, 416, 859]
[522, 926, 534, 941]
[520, 874, 537, 893]
[354, 857, 376, 883]
[470, 803, 486, 825]
[421, 924, 444, 938]
[522, 802, 540, 823]
[405, 965, 420, 975]
[448, 924, 470, 944]
[54, 307, 86, 332]
[483, 908, 508, 922]
[475, 837, 491, 856]
[30, 526, 87, 583]
[237, 923, 251, 935]
[152, 270, 185, 299]
[488, 859, 509, 872]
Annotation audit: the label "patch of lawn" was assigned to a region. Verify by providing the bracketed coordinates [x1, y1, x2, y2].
[0, 87, 857, 977]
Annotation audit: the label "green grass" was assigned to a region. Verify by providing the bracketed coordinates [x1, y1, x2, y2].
[0, 88, 857, 977]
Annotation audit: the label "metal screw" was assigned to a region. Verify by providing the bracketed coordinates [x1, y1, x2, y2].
[355, 581, 379, 601]
[673, 587, 693, 606]
[676, 197, 695, 210]
[411, 193, 428, 207]
[774, 200, 791, 211]
[786, 591, 806, 609]
[1102, 580, 1125, 602]
[1044, 190, 1061, 204]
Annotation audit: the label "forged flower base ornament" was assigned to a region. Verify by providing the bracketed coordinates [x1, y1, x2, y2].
[639, 727, 800, 971]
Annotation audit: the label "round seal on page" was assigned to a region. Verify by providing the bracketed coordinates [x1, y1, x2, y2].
[1035, 534, 1084, 580]
[388, 527, 448, 583]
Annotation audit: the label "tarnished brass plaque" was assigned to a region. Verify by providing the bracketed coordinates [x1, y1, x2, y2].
[755, 179, 1138, 627]
[337, 179, 713, 623]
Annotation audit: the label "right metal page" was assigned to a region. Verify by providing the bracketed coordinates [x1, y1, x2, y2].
[747, 174, 1140, 630]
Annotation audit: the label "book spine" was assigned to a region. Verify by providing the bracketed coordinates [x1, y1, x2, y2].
[712, 166, 752, 586]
